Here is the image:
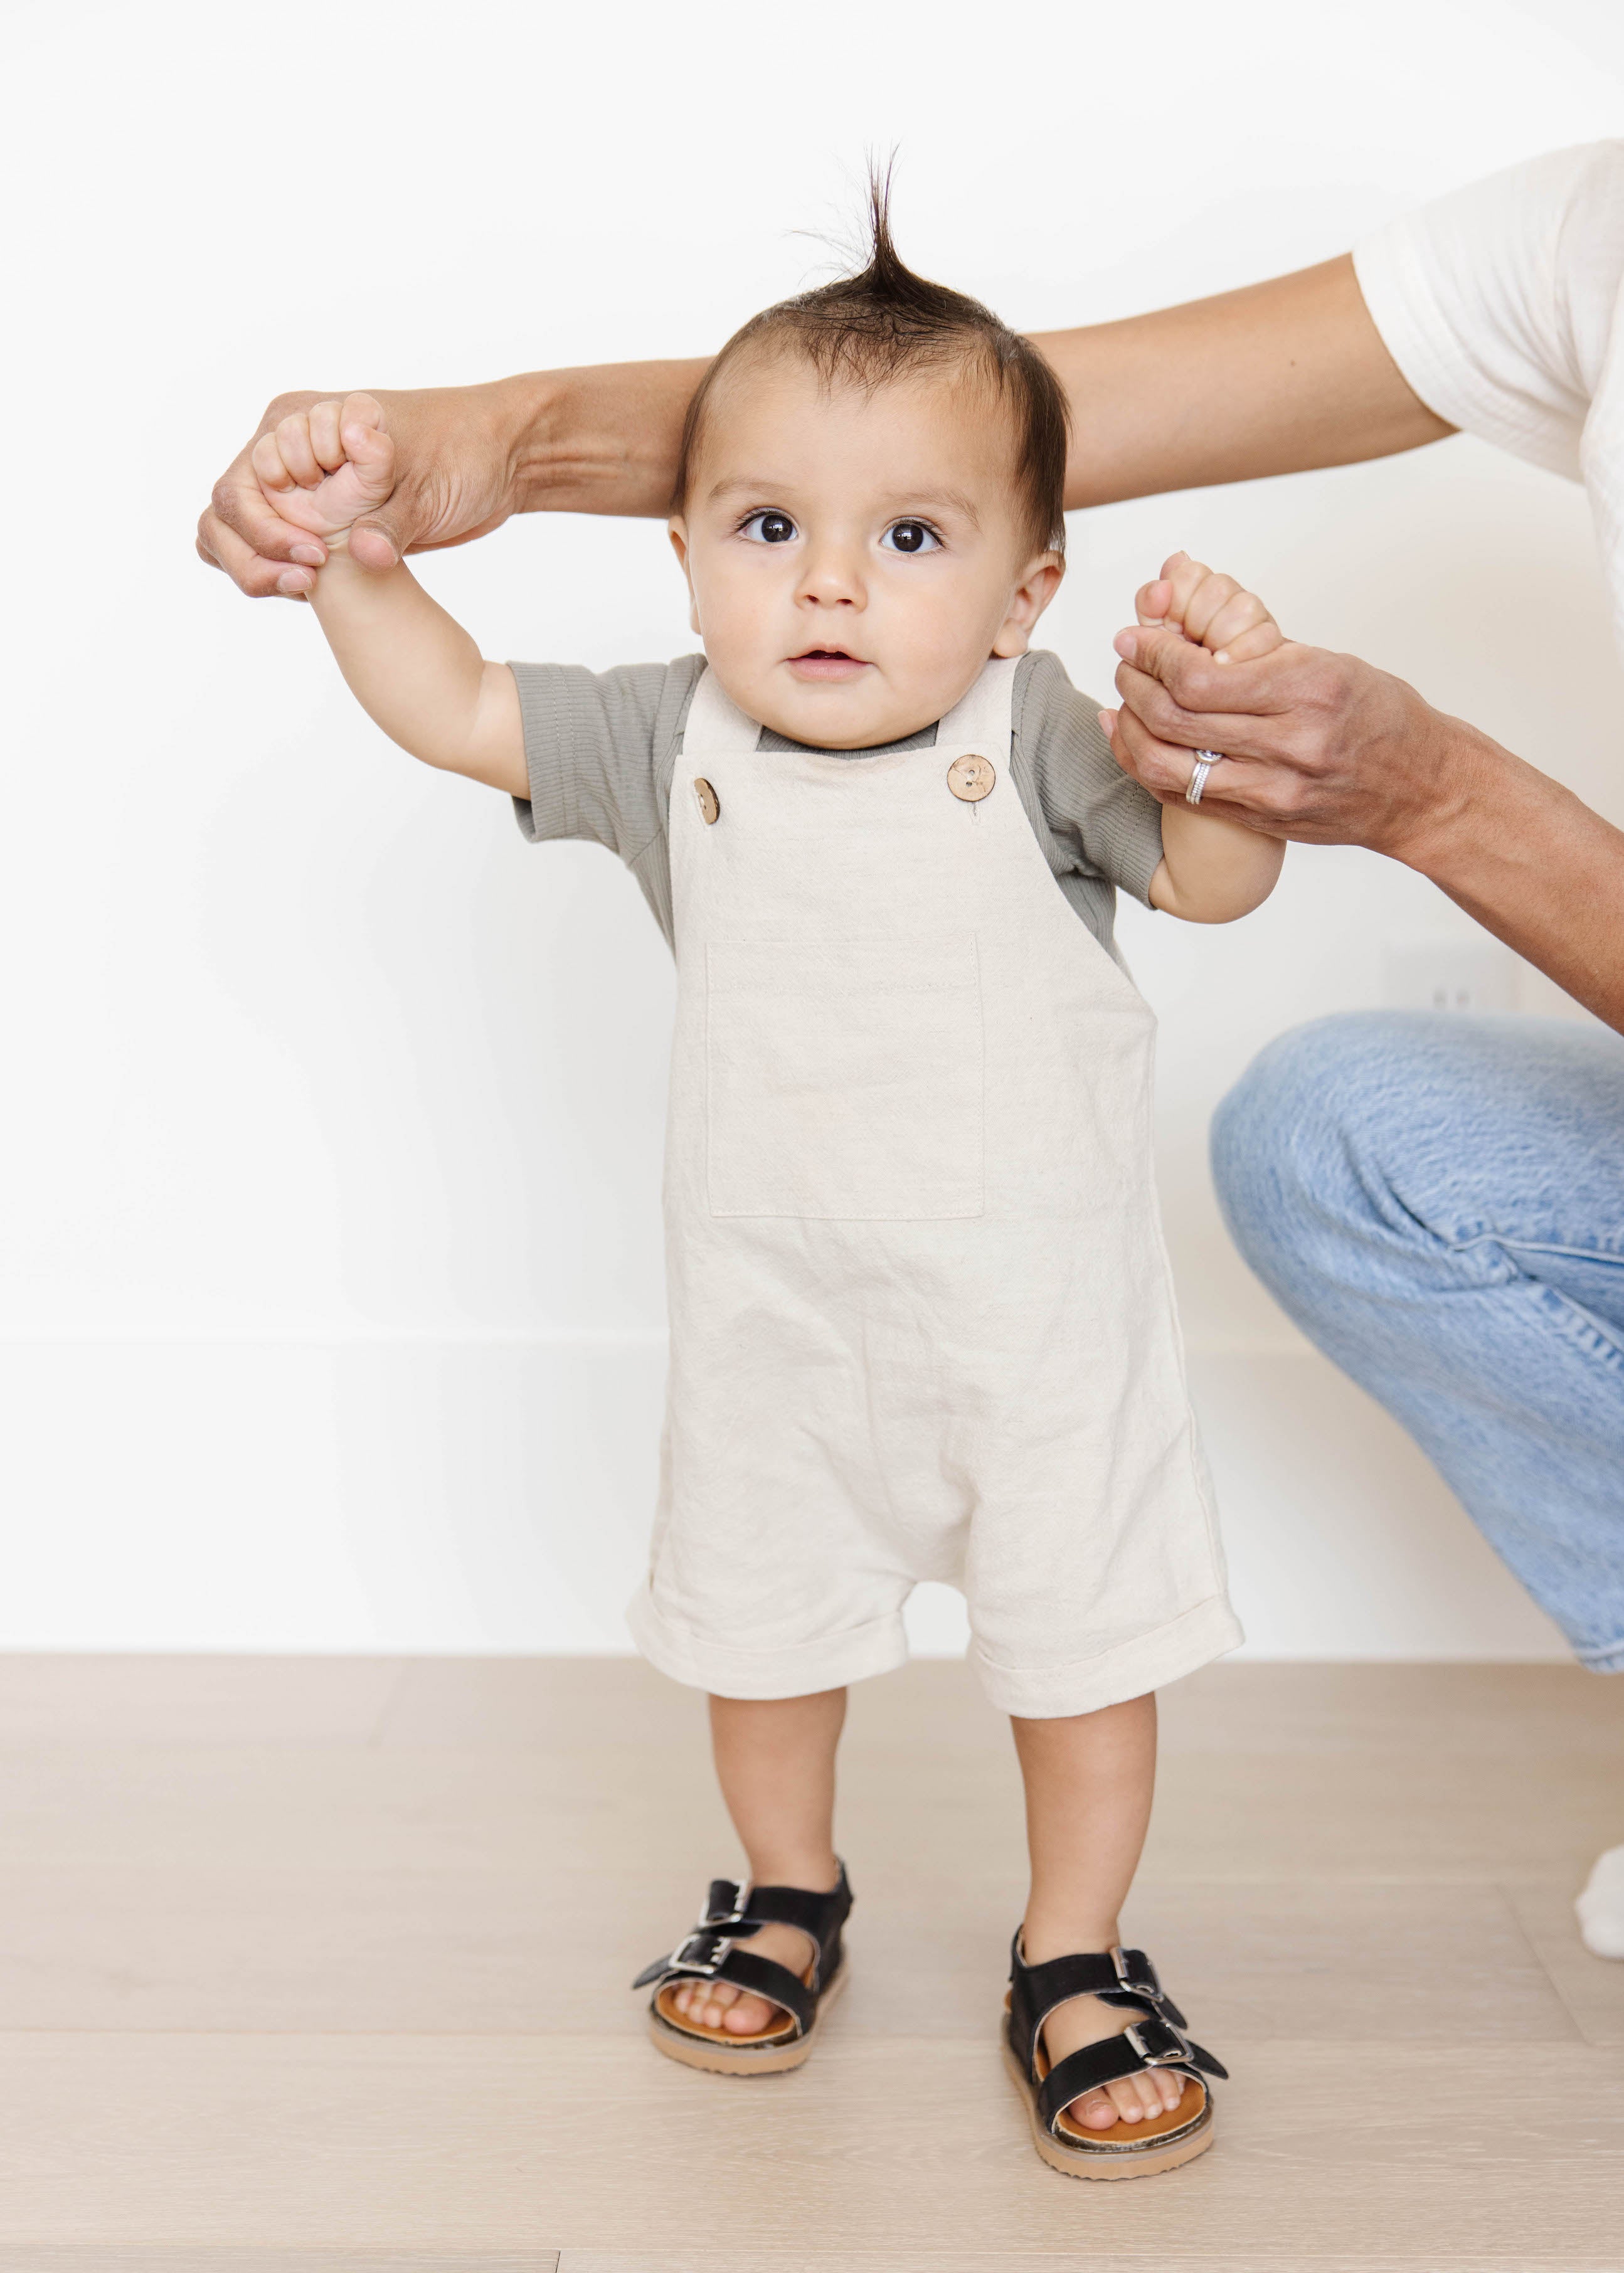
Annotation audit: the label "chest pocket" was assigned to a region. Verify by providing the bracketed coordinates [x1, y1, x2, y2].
[706, 937, 984, 1220]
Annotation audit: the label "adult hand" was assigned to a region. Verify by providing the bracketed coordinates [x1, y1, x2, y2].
[197, 359, 709, 600]
[196, 379, 537, 600]
[1101, 589, 1624, 1033]
[1101, 617, 1472, 863]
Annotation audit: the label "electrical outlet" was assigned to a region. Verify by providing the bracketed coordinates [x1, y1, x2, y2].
[1380, 939, 1517, 1014]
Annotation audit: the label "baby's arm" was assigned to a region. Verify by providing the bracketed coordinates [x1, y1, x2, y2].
[1133, 553, 1286, 924]
[252, 396, 526, 798]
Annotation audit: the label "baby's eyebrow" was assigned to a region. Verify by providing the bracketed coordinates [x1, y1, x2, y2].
[705, 474, 793, 502]
[878, 488, 982, 527]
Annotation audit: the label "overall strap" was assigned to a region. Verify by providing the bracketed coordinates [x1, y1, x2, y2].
[936, 654, 1019, 750]
[684, 662, 763, 754]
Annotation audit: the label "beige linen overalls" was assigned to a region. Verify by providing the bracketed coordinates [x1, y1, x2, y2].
[627, 657, 1241, 1718]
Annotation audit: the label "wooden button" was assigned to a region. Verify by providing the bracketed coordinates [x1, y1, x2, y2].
[693, 777, 721, 825]
[947, 753, 996, 803]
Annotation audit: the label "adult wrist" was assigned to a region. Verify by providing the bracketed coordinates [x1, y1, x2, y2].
[491, 369, 575, 514]
[496, 358, 709, 519]
[1379, 704, 1505, 877]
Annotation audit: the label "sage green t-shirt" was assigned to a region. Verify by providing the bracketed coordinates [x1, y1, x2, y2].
[509, 649, 1162, 957]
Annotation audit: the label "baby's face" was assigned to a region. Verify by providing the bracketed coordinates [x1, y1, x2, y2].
[670, 352, 1062, 748]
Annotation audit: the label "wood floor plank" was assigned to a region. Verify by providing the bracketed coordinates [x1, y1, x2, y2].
[0, 1655, 404, 1749]
[1154, 1661, 1624, 1759]
[0, 2034, 1618, 2257]
[560, 2260, 1612, 2272]
[374, 1655, 711, 1752]
[1504, 1881, 1624, 2045]
[0, 2255, 556, 2271]
[1139, 1747, 1620, 1885]
[376, 1656, 1624, 1762]
[0, 1861, 1578, 2042]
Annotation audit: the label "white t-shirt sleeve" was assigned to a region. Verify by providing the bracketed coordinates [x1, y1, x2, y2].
[1353, 140, 1624, 480]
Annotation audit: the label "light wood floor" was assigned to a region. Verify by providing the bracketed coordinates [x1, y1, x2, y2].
[0, 1655, 1621, 2271]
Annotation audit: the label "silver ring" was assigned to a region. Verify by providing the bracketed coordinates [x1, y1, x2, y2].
[1185, 750, 1221, 806]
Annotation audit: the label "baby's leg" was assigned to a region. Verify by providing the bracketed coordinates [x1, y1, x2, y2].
[1014, 1694, 1186, 2129]
[671, 1687, 847, 2035]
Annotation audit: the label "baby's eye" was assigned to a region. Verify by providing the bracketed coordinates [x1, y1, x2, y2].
[740, 510, 797, 544]
[881, 519, 942, 555]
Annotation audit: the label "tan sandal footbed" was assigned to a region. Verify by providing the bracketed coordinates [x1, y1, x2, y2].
[1001, 1990, 1213, 2180]
[649, 1954, 846, 2075]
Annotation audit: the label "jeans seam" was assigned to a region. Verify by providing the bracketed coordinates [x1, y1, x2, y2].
[1444, 1230, 1624, 1269]
[1527, 1282, 1624, 1375]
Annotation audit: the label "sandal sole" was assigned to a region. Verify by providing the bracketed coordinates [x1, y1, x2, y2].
[648, 1959, 848, 2077]
[1000, 2039, 1214, 2180]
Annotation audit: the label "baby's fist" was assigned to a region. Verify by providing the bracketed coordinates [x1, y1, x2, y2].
[249, 393, 396, 548]
[1133, 551, 1282, 662]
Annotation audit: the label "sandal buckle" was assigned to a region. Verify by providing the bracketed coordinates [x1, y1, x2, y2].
[1125, 2016, 1191, 2069]
[1110, 1945, 1163, 2000]
[699, 1879, 750, 1928]
[669, 1931, 730, 1977]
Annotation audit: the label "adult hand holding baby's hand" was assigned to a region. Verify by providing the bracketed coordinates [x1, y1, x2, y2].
[1100, 550, 1460, 861]
[197, 379, 533, 600]
[250, 395, 397, 554]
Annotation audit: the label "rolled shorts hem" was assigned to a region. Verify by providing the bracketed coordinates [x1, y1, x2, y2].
[972, 1594, 1245, 1719]
[627, 1579, 910, 1698]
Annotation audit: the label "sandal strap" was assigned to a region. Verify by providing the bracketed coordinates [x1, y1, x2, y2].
[1036, 2015, 1226, 2136]
[1008, 1936, 1191, 2059]
[629, 1938, 817, 2036]
[744, 1880, 851, 1940]
[703, 1946, 817, 2035]
[631, 1863, 852, 2001]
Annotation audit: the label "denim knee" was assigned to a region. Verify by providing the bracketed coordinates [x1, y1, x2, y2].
[1209, 1012, 1435, 1296]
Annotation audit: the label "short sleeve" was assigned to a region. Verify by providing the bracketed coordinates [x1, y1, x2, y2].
[1014, 650, 1164, 908]
[507, 655, 705, 862]
[1352, 141, 1624, 480]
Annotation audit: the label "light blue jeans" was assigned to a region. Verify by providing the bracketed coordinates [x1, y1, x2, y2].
[1211, 1012, 1624, 1671]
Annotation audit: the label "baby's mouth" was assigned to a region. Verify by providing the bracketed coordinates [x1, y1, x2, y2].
[787, 647, 871, 681]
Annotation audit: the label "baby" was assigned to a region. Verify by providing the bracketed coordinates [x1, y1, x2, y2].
[249, 191, 1284, 2179]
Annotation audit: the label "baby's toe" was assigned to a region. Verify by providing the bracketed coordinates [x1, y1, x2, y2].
[696, 1981, 739, 2028]
[721, 1991, 777, 2035]
[1072, 2087, 1118, 2131]
[1105, 2074, 1159, 2126]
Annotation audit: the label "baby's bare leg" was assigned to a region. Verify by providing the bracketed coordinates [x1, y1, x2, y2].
[1014, 1694, 1187, 2129]
[671, 1688, 846, 2034]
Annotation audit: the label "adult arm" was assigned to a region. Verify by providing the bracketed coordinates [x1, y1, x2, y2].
[197, 361, 708, 597]
[198, 257, 1450, 596]
[1033, 254, 1453, 509]
[1103, 628, 1624, 1034]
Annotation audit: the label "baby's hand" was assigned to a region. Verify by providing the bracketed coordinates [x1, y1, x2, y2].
[249, 392, 396, 548]
[1133, 551, 1282, 664]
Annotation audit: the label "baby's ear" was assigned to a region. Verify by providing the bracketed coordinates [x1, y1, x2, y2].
[668, 519, 703, 637]
[992, 551, 1064, 656]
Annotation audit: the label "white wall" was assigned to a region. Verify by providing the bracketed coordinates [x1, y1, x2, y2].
[4, 0, 1620, 1656]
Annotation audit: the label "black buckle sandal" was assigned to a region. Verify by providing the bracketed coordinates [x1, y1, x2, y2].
[632, 1864, 854, 2074]
[1002, 1934, 1228, 2178]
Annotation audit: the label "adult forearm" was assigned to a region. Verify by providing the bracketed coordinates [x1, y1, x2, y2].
[1033, 257, 1453, 510]
[1406, 722, 1624, 1034]
[505, 358, 709, 517]
[497, 261, 1450, 518]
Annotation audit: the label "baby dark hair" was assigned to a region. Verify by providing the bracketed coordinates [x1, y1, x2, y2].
[672, 170, 1071, 554]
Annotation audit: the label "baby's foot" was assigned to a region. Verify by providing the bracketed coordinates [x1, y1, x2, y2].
[670, 1922, 815, 2036]
[1041, 1991, 1191, 2130]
